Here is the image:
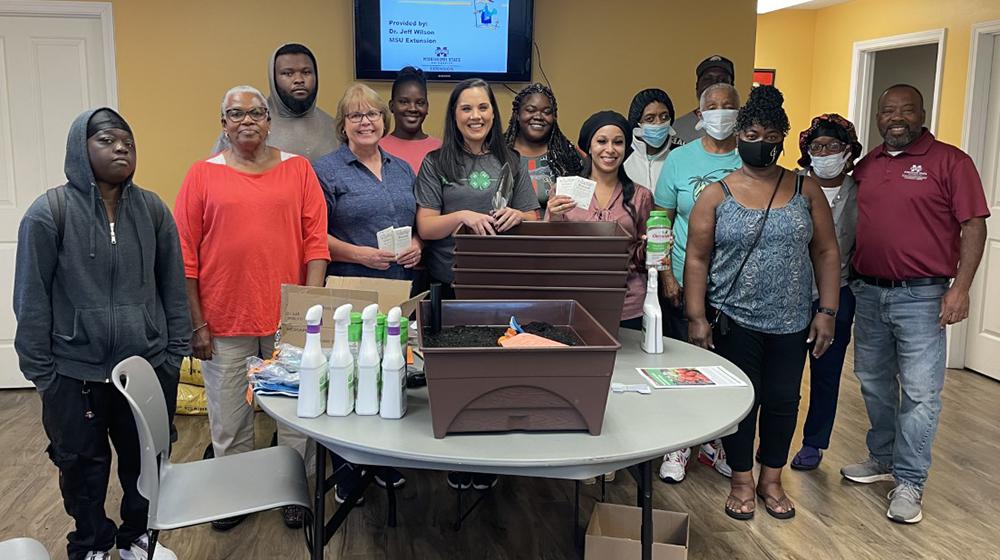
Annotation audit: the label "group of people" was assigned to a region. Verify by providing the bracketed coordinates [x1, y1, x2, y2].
[12, 42, 989, 559]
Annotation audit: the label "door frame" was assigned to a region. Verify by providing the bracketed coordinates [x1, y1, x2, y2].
[953, 19, 1000, 371]
[0, 1, 117, 388]
[847, 28, 946, 153]
[0, 0, 118, 108]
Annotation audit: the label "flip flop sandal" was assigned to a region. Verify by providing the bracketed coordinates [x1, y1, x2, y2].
[757, 491, 796, 520]
[724, 495, 756, 520]
[791, 447, 823, 471]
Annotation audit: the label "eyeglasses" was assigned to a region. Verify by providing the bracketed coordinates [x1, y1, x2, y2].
[346, 110, 383, 123]
[224, 107, 269, 123]
[808, 140, 846, 156]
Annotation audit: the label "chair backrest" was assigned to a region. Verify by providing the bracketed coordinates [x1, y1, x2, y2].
[111, 356, 171, 527]
[0, 537, 51, 560]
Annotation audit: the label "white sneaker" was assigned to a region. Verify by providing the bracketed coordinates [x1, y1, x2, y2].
[658, 448, 690, 483]
[698, 440, 732, 478]
[119, 533, 178, 560]
[84, 552, 111, 560]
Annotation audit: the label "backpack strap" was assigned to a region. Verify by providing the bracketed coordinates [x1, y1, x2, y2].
[795, 173, 804, 195]
[46, 186, 67, 247]
[138, 188, 165, 230]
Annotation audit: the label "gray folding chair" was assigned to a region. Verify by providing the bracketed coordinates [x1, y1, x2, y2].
[0, 538, 50, 560]
[112, 356, 310, 557]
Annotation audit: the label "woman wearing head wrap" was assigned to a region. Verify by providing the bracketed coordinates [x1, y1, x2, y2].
[684, 86, 841, 521]
[547, 110, 653, 330]
[13, 108, 189, 560]
[504, 83, 584, 210]
[790, 113, 862, 470]
[624, 88, 683, 191]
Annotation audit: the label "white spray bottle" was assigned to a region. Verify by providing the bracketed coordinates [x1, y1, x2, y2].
[326, 303, 355, 416]
[355, 303, 381, 415]
[380, 307, 407, 419]
[297, 304, 328, 418]
[641, 267, 664, 354]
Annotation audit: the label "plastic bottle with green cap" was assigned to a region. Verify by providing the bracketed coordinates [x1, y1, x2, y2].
[348, 311, 362, 363]
[646, 210, 672, 271]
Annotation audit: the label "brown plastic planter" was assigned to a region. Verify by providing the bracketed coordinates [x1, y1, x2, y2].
[453, 268, 629, 289]
[454, 251, 629, 272]
[452, 284, 626, 336]
[454, 222, 632, 254]
[417, 299, 621, 438]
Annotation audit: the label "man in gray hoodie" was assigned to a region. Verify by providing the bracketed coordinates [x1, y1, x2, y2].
[13, 108, 190, 560]
[211, 43, 339, 160]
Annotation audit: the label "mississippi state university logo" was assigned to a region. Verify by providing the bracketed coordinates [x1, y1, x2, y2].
[902, 164, 928, 181]
[435, 47, 449, 57]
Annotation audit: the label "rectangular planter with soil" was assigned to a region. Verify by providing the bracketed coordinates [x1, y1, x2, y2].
[417, 299, 621, 438]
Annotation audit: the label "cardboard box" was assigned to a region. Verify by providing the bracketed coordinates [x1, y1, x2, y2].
[585, 503, 689, 560]
[278, 277, 425, 347]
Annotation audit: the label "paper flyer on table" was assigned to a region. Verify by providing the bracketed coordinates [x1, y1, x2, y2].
[555, 176, 596, 210]
[635, 366, 747, 389]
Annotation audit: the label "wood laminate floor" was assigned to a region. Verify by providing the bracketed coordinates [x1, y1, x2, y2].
[2, 351, 999, 559]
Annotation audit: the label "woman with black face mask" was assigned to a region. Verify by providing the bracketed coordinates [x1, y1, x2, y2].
[683, 85, 841, 521]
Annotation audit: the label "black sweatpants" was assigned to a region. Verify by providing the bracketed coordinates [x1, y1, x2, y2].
[40, 362, 178, 560]
[712, 315, 808, 473]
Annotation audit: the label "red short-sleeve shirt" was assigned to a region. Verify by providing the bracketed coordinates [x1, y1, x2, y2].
[852, 129, 990, 281]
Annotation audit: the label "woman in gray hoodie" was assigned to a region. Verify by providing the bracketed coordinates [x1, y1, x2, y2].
[13, 108, 190, 560]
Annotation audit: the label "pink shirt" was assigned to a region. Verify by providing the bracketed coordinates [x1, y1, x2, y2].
[551, 182, 653, 320]
[379, 134, 443, 174]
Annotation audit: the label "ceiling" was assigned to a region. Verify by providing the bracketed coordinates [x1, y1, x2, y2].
[757, 0, 851, 13]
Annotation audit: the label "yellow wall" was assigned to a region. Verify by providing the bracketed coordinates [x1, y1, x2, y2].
[757, 0, 1000, 166]
[754, 9, 816, 167]
[99, 0, 758, 205]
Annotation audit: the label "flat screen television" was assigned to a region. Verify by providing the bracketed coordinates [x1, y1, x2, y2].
[354, 0, 535, 82]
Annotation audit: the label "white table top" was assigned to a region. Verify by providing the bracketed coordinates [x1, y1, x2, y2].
[258, 330, 754, 480]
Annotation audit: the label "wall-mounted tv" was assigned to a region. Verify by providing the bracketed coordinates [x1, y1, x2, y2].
[354, 0, 535, 82]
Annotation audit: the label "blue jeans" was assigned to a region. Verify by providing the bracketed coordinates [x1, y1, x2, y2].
[850, 279, 947, 490]
[801, 286, 856, 450]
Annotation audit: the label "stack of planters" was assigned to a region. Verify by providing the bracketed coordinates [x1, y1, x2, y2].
[452, 221, 632, 335]
[412, 222, 633, 438]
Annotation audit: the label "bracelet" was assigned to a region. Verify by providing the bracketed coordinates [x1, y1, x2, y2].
[192, 322, 209, 334]
[817, 307, 837, 317]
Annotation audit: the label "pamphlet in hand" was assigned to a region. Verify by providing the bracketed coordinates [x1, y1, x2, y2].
[376, 226, 412, 258]
[635, 366, 747, 389]
[555, 176, 597, 210]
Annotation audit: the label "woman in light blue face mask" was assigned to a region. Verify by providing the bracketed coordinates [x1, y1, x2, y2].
[790, 113, 863, 471]
[624, 88, 682, 191]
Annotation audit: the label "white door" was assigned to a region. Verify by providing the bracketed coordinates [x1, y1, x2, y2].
[0, 12, 113, 388]
[966, 36, 1000, 381]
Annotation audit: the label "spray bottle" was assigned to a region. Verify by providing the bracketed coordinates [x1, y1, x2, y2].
[355, 303, 381, 415]
[379, 307, 407, 419]
[297, 304, 328, 418]
[641, 268, 664, 353]
[326, 303, 355, 416]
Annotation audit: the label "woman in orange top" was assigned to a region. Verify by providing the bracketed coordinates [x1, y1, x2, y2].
[174, 85, 329, 531]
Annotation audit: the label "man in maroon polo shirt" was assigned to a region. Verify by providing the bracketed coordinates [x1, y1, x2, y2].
[840, 84, 989, 524]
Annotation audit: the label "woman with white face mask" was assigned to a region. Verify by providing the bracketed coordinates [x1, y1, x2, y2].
[624, 88, 683, 191]
[790, 113, 862, 471]
[651, 82, 742, 485]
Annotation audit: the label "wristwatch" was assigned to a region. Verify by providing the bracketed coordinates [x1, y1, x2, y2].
[817, 307, 837, 317]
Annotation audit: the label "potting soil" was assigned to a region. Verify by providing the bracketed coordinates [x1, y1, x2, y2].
[422, 321, 582, 348]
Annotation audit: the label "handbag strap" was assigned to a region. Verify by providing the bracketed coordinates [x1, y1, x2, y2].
[712, 168, 785, 327]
